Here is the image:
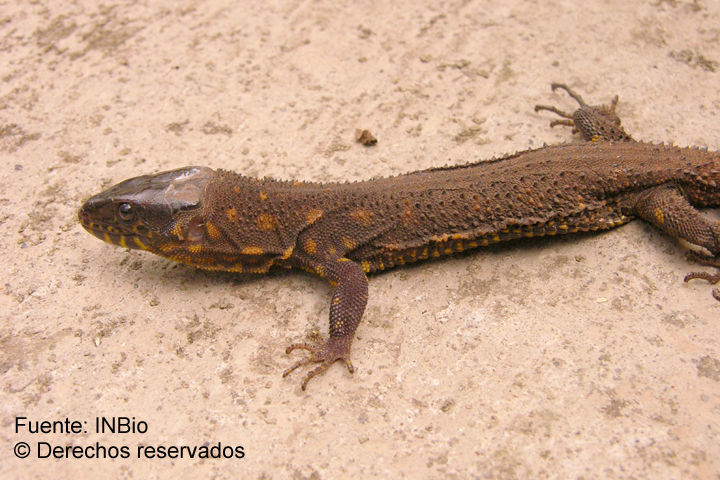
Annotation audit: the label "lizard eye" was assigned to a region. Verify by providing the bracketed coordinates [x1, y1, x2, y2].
[118, 203, 135, 221]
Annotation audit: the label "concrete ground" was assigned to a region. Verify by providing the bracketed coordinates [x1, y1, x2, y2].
[1, 0, 719, 478]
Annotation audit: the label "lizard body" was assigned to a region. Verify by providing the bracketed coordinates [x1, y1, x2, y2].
[79, 85, 720, 389]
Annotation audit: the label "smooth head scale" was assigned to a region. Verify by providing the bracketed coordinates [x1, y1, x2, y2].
[78, 166, 216, 263]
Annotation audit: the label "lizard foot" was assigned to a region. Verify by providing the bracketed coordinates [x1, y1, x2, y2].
[684, 250, 720, 269]
[283, 334, 354, 390]
[683, 251, 720, 301]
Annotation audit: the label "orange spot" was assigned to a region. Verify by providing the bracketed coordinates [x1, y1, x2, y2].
[256, 213, 278, 231]
[226, 208, 238, 222]
[171, 224, 184, 240]
[304, 237, 317, 255]
[134, 237, 149, 250]
[233, 186, 241, 194]
[205, 221, 222, 240]
[342, 237, 357, 249]
[241, 246, 264, 255]
[349, 208, 374, 227]
[259, 190, 268, 201]
[248, 259, 274, 273]
[306, 208, 323, 224]
[404, 199, 413, 220]
[654, 208, 664, 224]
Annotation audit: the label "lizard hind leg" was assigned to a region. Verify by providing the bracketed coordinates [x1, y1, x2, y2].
[633, 184, 720, 302]
[534, 83, 632, 142]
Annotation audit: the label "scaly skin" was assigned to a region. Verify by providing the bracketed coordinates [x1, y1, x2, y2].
[78, 84, 720, 390]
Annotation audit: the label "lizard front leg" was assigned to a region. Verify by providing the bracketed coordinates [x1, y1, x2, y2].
[632, 184, 720, 300]
[283, 255, 369, 390]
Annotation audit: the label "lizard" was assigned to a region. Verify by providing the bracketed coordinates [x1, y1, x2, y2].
[78, 84, 720, 390]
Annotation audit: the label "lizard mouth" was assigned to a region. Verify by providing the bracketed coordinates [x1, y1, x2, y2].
[78, 208, 141, 249]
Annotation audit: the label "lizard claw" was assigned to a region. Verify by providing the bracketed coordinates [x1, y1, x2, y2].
[683, 251, 720, 301]
[283, 335, 354, 390]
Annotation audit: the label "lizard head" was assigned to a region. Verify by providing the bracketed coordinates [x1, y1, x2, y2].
[79, 166, 217, 264]
[79, 166, 286, 273]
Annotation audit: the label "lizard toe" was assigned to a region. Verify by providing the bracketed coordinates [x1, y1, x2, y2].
[683, 267, 720, 302]
[684, 271, 720, 284]
[285, 342, 317, 355]
[683, 252, 720, 301]
[685, 250, 720, 268]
